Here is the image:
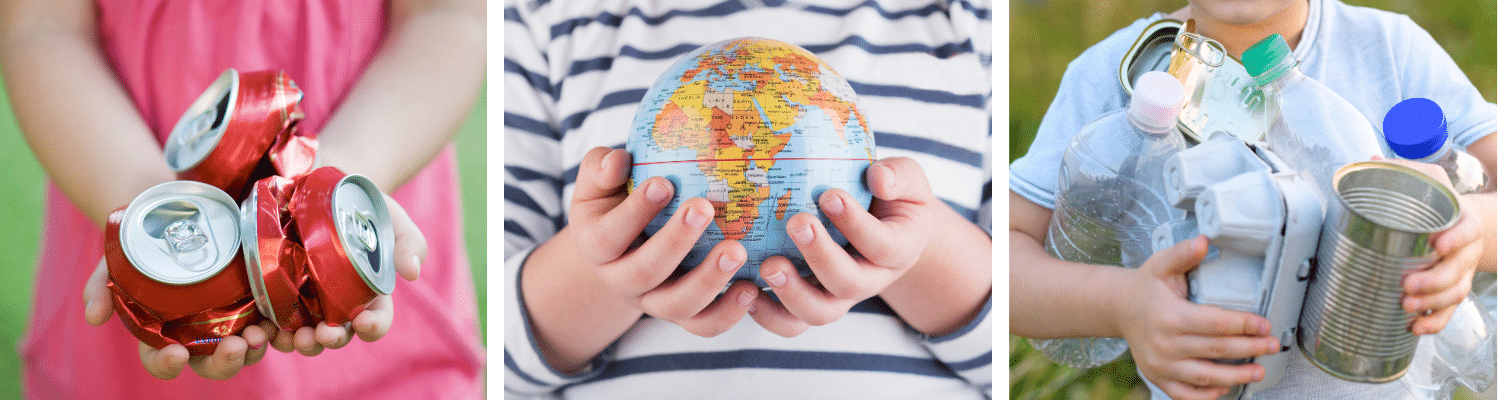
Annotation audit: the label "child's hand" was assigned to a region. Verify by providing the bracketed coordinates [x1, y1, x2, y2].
[1375, 159, 1486, 335]
[267, 193, 425, 355]
[83, 194, 426, 379]
[747, 157, 937, 337]
[566, 147, 758, 337]
[83, 257, 274, 380]
[1115, 236, 1280, 400]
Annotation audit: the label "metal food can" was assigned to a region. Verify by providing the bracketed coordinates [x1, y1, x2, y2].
[1298, 162, 1462, 382]
[104, 181, 257, 355]
[291, 167, 396, 324]
[164, 69, 305, 198]
[241, 175, 314, 330]
[1120, 19, 1274, 144]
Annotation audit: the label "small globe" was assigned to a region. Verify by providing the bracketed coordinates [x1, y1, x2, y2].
[627, 37, 876, 287]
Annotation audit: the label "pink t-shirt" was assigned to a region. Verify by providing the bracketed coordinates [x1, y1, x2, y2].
[20, 1, 483, 398]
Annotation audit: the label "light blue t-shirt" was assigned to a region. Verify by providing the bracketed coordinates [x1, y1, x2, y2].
[1010, 0, 1496, 399]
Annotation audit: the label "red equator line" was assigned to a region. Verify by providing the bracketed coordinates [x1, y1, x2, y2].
[632, 157, 873, 166]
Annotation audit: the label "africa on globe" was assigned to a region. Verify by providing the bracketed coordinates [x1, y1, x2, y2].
[627, 37, 876, 287]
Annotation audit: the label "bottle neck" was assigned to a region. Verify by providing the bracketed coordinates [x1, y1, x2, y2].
[1409, 139, 1455, 164]
[1256, 57, 1302, 88]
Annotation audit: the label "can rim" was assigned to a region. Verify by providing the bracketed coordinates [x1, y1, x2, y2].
[239, 186, 278, 322]
[120, 181, 240, 285]
[1333, 161, 1462, 234]
[165, 69, 239, 172]
[331, 174, 396, 295]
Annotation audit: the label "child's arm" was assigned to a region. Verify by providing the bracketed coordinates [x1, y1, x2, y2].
[0, 0, 278, 381]
[0, 0, 174, 226]
[269, 0, 484, 357]
[315, 0, 483, 192]
[1400, 132, 1497, 335]
[1009, 191, 1281, 400]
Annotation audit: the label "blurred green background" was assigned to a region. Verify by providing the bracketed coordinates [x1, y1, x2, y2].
[1010, 0, 1496, 399]
[0, 78, 486, 398]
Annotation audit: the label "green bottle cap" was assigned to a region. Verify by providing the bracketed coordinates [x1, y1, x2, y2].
[1242, 34, 1292, 85]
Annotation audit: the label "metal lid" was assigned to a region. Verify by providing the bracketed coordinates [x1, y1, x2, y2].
[1120, 19, 1182, 97]
[165, 69, 239, 172]
[120, 181, 241, 285]
[330, 174, 395, 295]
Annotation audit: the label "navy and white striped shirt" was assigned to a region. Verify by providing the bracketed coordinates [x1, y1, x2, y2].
[505, 1, 992, 398]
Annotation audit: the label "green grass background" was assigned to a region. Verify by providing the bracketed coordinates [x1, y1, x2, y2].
[1010, 1, 1495, 399]
[0, 77, 487, 398]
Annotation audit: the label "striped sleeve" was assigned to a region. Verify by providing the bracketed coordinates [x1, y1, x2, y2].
[503, 3, 598, 395]
[918, 296, 994, 396]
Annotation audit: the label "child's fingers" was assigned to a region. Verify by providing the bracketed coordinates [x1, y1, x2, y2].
[866, 157, 933, 203]
[1410, 302, 1460, 335]
[1174, 304, 1272, 337]
[747, 291, 810, 338]
[293, 326, 324, 357]
[84, 258, 115, 326]
[1432, 204, 1481, 255]
[601, 197, 713, 296]
[784, 212, 897, 301]
[1176, 334, 1282, 360]
[1404, 242, 1481, 297]
[670, 281, 759, 338]
[138, 342, 189, 380]
[817, 190, 924, 268]
[353, 294, 396, 342]
[189, 336, 249, 380]
[241, 321, 274, 367]
[315, 322, 353, 350]
[1404, 271, 1472, 316]
[384, 194, 426, 281]
[575, 176, 675, 264]
[638, 241, 745, 321]
[567, 148, 633, 221]
[1158, 379, 1233, 400]
[1168, 358, 1265, 391]
[1147, 236, 1210, 279]
[761, 256, 853, 326]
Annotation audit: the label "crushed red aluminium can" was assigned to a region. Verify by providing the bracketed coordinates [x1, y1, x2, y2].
[105, 181, 260, 355]
[163, 68, 309, 199]
[290, 167, 396, 325]
[240, 175, 316, 331]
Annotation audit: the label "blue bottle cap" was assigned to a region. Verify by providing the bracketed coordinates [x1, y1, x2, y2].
[1382, 98, 1448, 160]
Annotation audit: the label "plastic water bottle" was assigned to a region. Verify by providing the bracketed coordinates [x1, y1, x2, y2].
[1384, 98, 1497, 398]
[1030, 71, 1187, 368]
[1382, 97, 1493, 194]
[1243, 34, 1385, 204]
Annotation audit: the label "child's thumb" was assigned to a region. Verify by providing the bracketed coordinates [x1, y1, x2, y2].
[1146, 236, 1209, 278]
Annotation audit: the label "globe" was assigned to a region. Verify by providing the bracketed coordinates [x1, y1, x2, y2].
[627, 37, 876, 287]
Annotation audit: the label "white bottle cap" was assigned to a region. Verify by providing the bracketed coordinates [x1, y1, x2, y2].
[1128, 71, 1185, 134]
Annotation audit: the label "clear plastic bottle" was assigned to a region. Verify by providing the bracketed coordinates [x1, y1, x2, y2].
[1243, 34, 1385, 204]
[1382, 97, 1493, 194]
[1030, 71, 1187, 368]
[1384, 97, 1497, 398]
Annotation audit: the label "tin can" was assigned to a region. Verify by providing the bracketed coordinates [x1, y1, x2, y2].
[241, 176, 314, 330]
[1298, 162, 1462, 382]
[165, 69, 305, 198]
[291, 167, 396, 324]
[1120, 19, 1274, 144]
[105, 181, 257, 355]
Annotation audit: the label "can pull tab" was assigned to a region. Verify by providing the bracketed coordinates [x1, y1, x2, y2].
[144, 200, 217, 271]
[340, 209, 379, 253]
[177, 93, 228, 149]
[1174, 32, 1226, 68]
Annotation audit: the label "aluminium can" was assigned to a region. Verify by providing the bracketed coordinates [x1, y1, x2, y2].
[164, 69, 305, 198]
[241, 175, 314, 331]
[291, 167, 396, 324]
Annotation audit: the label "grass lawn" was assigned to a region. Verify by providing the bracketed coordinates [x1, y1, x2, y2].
[0, 76, 487, 398]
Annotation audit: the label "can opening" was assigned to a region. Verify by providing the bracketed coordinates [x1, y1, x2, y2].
[1335, 165, 1459, 233]
[143, 200, 215, 271]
